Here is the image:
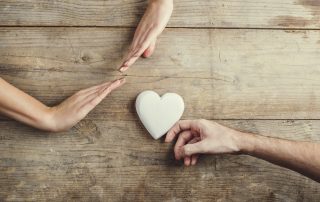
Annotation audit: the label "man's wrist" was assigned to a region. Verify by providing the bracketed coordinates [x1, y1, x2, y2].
[233, 131, 256, 154]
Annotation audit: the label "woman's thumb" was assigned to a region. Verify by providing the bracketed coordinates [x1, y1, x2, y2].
[143, 39, 156, 58]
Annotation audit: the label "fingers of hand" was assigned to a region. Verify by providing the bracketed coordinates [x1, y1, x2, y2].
[184, 156, 191, 166]
[78, 78, 126, 116]
[183, 141, 206, 157]
[183, 137, 200, 166]
[107, 77, 126, 92]
[120, 27, 158, 72]
[188, 137, 201, 166]
[91, 77, 126, 106]
[190, 155, 199, 166]
[165, 120, 197, 143]
[143, 39, 156, 58]
[76, 81, 111, 98]
[174, 130, 194, 160]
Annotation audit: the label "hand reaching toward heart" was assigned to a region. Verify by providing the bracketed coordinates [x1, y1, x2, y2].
[165, 119, 243, 166]
[119, 0, 173, 72]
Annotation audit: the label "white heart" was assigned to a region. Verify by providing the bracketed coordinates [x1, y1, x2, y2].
[135, 90, 185, 140]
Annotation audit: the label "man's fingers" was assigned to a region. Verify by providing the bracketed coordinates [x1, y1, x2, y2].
[182, 141, 206, 157]
[174, 130, 194, 160]
[188, 137, 200, 166]
[191, 154, 199, 165]
[143, 39, 156, 58]
[184, 156, 191, 166]
[165, 120, 199, 143]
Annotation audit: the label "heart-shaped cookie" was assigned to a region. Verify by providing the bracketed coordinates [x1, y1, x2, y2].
[135, 90, 185, 139]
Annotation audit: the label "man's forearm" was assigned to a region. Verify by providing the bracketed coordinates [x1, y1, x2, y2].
[238, 132, 320, 182]
[0, 78, 52, 130]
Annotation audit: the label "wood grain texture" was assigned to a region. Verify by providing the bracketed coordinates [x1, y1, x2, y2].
[0, 0, 320, 28]
[0, 119, 319, 201]
[1, 28, 320, 119]
[1, 1, 320, 200]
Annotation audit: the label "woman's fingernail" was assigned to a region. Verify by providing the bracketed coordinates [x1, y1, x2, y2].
[121, 67, 128, 72]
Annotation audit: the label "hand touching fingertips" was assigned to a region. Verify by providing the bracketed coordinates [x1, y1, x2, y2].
[47, 78, 126, 132]
[119, 0, 173, 72]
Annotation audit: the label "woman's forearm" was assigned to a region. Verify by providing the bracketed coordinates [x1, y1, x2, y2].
[0, 77, 52, 130]
[0, 77, 125, 132]
[240, 132, 320, 182]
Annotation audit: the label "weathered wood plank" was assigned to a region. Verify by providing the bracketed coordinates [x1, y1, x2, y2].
[0, 119, 319, 201]
[0, 0, 320, 28]
[1, 28, 320, 119]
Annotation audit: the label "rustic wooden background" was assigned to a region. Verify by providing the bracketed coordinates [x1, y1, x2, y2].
[1, 0, 320, 201]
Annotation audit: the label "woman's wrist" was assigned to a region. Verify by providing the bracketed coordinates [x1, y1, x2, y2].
[34, 106, 58, 132]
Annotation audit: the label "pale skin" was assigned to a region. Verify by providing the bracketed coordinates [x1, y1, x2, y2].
[119, 0, 173, 72]
[0, 77, 125, 132]
[165, 119, 320, 182]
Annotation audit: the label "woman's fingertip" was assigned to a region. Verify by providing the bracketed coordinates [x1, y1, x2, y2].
[119, 67, 126, 72]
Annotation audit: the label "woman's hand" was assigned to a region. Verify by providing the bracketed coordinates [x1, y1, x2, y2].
[0, 77, 125, 132]
[165, 119, 245, 166]
[46, 78, 125, 132]
[119, 0, 173, 72]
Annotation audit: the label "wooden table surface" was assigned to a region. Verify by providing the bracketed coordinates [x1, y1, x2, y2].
[1, 0, 320, 201]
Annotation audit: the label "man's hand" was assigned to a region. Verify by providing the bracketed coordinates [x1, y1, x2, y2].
[165, 119, 245, 166]
[46, 78, 125, 132]
[165, 119, 320, 182]
[119, 0, 173, 72]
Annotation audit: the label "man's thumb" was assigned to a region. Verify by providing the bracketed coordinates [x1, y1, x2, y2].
[183, 141, 205, 157]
